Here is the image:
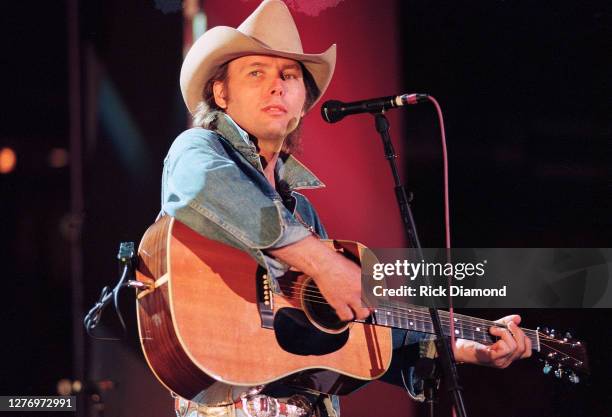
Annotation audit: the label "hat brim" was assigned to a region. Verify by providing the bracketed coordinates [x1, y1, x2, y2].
[180, 26, 336, 114]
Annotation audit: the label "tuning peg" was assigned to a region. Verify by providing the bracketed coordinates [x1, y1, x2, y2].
[550, 328, 556, 337]
[554, 367, 563, 379]
[568, 372, 580, 384]
[543, 362, 552, 375]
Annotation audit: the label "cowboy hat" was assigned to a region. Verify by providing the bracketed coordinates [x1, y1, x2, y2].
[180, 0, 336, 114]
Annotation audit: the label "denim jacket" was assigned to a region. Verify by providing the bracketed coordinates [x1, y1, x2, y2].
[162, 113, 326, 285]
[161, 112, 434, 408]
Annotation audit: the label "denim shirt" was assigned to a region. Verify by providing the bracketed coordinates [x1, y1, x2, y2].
[161, 112, 434, 408]
[162, 113, 326, 286]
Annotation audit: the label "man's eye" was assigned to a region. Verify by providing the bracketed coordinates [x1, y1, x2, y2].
[249, 70, 262, 77]
[282, 72, 297, 80]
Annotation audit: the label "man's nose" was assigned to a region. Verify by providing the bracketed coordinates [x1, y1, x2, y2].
[269, 76, 286, 96]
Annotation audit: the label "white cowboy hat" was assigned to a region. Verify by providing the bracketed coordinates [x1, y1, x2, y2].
[180, 0, 336, 114]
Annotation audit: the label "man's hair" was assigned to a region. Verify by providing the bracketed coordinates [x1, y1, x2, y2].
[192, 60, 320, 155]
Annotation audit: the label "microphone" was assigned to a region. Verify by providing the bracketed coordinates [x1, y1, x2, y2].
[321, 93, 429, 123]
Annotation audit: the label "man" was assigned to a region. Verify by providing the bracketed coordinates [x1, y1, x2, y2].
[162, 1, 531, 416]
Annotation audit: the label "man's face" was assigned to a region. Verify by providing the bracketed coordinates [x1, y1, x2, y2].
[213, 55, 307, 144]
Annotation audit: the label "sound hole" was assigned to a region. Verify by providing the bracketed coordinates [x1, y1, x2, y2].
[302, 279, 347, 332]
[274, 308, 348, 355]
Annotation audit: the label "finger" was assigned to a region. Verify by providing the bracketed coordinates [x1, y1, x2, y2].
[335, 304, 354, 322]
[486, 340, 512, 368]
[498, 327, 518, 355]
[490, 324, 517, 348]
[489, 326, 516, 366]
[487, 338, 511, 358]
[355, 308, 371, 320]
[488, 327, 512, 357]
[349, 301, 371, 321]
[508, 321, 526, 360]
[495, 314, 521, 326]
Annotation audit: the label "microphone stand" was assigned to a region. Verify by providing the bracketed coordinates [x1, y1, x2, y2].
[373, 113, 467, 417]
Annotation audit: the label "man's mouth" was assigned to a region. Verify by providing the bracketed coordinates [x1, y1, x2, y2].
[262, 105, 288, 115]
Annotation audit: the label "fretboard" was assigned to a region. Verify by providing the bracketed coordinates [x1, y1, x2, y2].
[367, 301, 540, 351]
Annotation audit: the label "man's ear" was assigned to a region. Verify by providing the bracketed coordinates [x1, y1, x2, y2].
[213, 81, 227, 109]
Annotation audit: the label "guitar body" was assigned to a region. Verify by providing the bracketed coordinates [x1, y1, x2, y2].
[136, 216, 392, 399]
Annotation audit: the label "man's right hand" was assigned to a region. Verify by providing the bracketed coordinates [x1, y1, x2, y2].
[267, 235, 371, 322]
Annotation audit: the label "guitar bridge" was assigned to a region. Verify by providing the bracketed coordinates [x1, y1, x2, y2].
[257, 268, 274, 329]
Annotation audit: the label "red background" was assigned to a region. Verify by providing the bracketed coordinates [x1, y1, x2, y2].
[203, 1, 416, 416]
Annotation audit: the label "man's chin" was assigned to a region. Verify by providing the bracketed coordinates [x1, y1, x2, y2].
[260, 129, 288, 143]
[260, 121, 297, 142]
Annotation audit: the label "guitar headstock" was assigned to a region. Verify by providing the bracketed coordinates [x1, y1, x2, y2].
[536, 327, 589, 384]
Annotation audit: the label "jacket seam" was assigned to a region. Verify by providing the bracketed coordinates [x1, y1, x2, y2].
[187, 198, 294, 250]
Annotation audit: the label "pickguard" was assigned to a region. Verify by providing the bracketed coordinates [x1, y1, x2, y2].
[273, 307, 349, 355]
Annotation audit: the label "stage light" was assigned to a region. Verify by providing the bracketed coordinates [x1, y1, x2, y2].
[0, 147, 16, 174]
[49, 148, 69, 168]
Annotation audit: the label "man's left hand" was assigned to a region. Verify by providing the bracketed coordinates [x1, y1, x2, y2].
[453, 314, 532, 368]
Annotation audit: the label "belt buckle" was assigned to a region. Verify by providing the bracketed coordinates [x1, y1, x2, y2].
[241, 395, 280, 417]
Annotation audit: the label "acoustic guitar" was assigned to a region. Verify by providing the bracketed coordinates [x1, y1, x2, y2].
[135, 216, 588, 399]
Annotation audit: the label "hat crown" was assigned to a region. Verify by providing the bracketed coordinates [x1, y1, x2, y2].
[237, 0, 304, 54]
[180, 0, 336, 114]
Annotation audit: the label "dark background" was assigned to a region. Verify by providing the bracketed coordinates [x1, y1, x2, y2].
[0, 1, 609, 416]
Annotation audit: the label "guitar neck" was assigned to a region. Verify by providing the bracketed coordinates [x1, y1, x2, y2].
[367, 301, 540, 351]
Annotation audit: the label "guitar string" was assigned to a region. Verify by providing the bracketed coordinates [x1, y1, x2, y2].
[277, 282, 540, 339]
[534, 341, 586, 366]
[273, 280, 583, 367]
[277, 288, 585, 366]
[279, 279, 505, 326]
[273, 283, 585, 368]
[276, 283, 580, 351]
[278, 280, 570, 345]
[278, 284, 535, 339]
[277, 281, 577, 347]
[277, 284, 539, 341]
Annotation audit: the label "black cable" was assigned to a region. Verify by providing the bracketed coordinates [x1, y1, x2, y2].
[84, 242, 137, 341]
[83, 264, 130, 341]
[113, 264, 130, 331]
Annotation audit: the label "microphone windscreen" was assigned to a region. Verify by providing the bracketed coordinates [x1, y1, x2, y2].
[320, 100, 345, 123]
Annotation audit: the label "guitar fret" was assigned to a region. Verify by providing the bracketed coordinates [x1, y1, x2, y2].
[390, 307, 398, 329]
[377, 306, 536, 351]
[378, 309, 388, 326]
[399, 309, 407, 330]
[375, 302, 532, 350]
[466, 323, 475, 342]
[407, 309, 416, 330]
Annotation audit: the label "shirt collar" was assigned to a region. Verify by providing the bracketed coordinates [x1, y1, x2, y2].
[213, 112, 325, 191]
[223, 113, 252, 146]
